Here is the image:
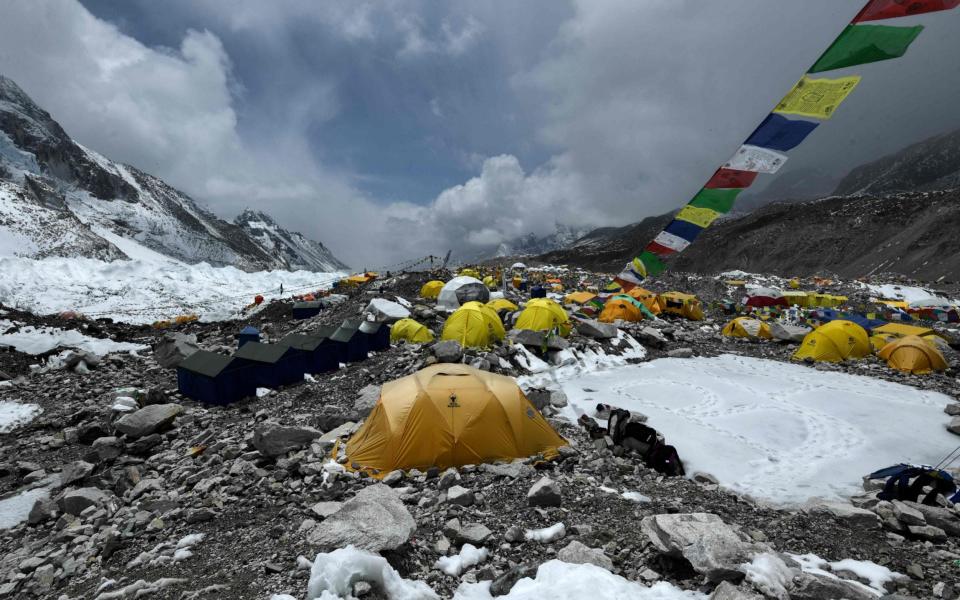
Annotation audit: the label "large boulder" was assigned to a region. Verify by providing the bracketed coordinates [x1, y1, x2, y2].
[353, 385, 381, 417]
[710, 582, 764, 599]
[153, 333, 200, 369]
[114, 404, 182, 439]
[59, 461, 94, 487]
[508, 329, 569, 350]
[308, 484, 415, 552]
[252, 422, 322, 458]
[641, 513, 761, 582]
[908, 503, 960, 537]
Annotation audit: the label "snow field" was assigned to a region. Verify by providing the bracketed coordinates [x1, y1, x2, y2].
[0, 319, 147, 356]
[0, 400, 41, 433]
[0, 256, 344, 324]
[559, 354, 956, 505]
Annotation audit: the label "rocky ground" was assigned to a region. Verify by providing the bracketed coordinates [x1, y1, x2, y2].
[1, 270, 959, 600]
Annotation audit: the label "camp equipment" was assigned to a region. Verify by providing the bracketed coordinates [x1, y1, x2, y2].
[722, 317, 772, 339]
[177, 351, 254, 405]
[390, 319, 435, 344]
[344, 364, 567, 475]
[626, 287, 661, 315]
[792, 320, 870, 362]
[657, 292, 704, 321]
[441, 301, 506, 348]
[563, 291, 597, 306]
[878, 335, 948, 374]
[420, 280, 445, 299]
[437, 276, 490, 311]
[233, 342, 306, 388]
[238, 326, 260, 348]
[515, 298, 571, 336]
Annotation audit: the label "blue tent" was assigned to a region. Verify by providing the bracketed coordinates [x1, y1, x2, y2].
[176, 351, 255, 406]
[357, 320, 390, 352]
[292, 301, 323, 320]
[530, 286, 547, 299]
[808, 310, 885, 335]
[232, 342, 305, 388]
[869, 463, 959, 505]
[278, 332, 339, 374]
[238, 326, 260, 348]
[331, 321, 368, 363]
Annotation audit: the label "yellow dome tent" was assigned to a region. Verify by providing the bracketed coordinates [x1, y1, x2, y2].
[627, 287, 662, 315]
[599, 298, 642, 323]
[878, 335, 948, 375]
[441, 301, 505, 348]
[420, 280, 445, 299]
[722, 317, 772, 339]
[792, 320, 870, 363]
[788, 278, 801, 289]
[482, 275, 498, 289]
[657, 292, 704, 321]
[486, 298, 519, 313]
[516, 298, 571, 336]
[390, 319, 434, 344]
[459, 268, 481, 279]
[343, 363, 567, 476]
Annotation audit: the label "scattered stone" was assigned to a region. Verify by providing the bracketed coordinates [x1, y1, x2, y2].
[556, 540, 613, 571]
[446, 485, 475, 507]
[527, 476, 561, 508]
[59, 487, 111, 516]
[907, 524, 947, 542]
[573, 319, 618, 339]
[891, 501, 926, 527]
[666, 347, 694, 358]
[59, 460, 94, 487]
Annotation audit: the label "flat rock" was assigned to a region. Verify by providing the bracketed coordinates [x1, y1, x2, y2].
[310, 501, 343, 519]
[909, 502, 960, 536]
[667, 347, 694, 359]
[948, 416, 960, 436]
[807, 501, 881, 530]
[59, 461, 94, 487]
[252, 421, 322, 458]
[710, 581, 764, 599]
[445, 485, 475, 506]
[317, 421, 359, 445]
[789, 572, 874, 600]
[907, 524, 947, 542]
[114, 404, 182, 439]
[307, 484, 415, 552]
[641, 513, 761, 582]
[573, 318, 617, 340]
[557, 540, 613, 571]
[153, 333, 200, 369]
[457, 522, 493, 545]
[891, 501, 925, 527]
[945, 403, 960, 416]
[481, 462, 523, 479]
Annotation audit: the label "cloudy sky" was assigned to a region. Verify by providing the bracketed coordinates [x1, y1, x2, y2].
[0, 1, 958, 267]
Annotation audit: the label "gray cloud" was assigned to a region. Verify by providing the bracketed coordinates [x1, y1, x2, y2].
[1, 0, 958, 268]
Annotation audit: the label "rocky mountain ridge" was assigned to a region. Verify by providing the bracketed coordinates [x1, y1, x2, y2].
[0, 75, 346, 272]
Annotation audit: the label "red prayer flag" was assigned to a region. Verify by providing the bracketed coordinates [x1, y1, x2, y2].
[645, 241, 677, 258]
[854, 0, 960, 22]
[704, 168, 758, 189]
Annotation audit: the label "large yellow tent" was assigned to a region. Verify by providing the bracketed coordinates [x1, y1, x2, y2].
[515, 298, 571, 336]
[599, 298, 642, 323]
[657, 292, 704, 321]
[459, 268, 481, 279]
[781, 291, 811, 307]
[869, 323, 937, 352]
[482, 275, 498, 289]
[563, 291, 597, 306]
[487, 298, 519, 313]
[420, 280, 445, 299]
[390, 319, 434, 344]
[722, 317, 772, 339]
[878, 335, 948, 375]
[792, 320, 870, 363]
[441, 301, 505, 348]
[627, 287, 662, 315]
[344, 364, 567, 475]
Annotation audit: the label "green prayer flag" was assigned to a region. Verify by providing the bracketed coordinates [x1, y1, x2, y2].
[688, 187, 741, 214]
[810, 24, 923, 73]
[639, 251, 666, 276]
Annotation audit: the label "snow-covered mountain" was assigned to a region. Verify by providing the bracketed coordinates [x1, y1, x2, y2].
[234, 209, 348, 272]
[0, 75, 347, 271]
[493, 223, 593, 258]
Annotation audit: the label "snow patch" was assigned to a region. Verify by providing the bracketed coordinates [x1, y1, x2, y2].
[435, 544, 489, 577]
[559, 354, 955, 505]
[0, 400, 41, 433]
[524, 522, 565, 543]
[0, 485, 50, 529]
[0, 319, 147, 356]
[307, 545, 438, 599]
[789, 553, 902, 596]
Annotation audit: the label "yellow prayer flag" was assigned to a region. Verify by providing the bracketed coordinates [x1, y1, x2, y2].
[773, 75, 861, 120]
[676, 205, 720, 228]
